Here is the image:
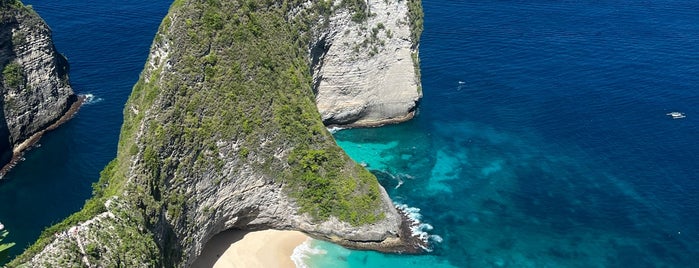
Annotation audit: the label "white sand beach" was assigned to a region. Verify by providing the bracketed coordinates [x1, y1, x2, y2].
[192, 229, 309, 268]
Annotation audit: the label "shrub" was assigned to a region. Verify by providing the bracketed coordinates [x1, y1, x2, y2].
[0, 230, 15, 262]
[2, 62, 24, 89]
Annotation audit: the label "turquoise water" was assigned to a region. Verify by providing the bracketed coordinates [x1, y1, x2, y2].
[1, 0, 698, 267]
[293, 239, 455, 268]
[299, 1, 698, 267]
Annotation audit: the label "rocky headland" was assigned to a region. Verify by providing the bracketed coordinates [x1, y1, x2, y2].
[0, 1, 79, 177]
[313, 0, 423, 127]
[9, 0, 424, 267]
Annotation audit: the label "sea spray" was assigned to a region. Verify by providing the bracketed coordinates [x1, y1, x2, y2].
[81, 93, 103, 105]
[395, 202, 442, 251]
[327, 126, 347, 134]
[291, 238, 327, 268]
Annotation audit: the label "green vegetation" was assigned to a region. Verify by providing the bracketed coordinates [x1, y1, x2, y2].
[119, 0, 386, 226]
[412, 51, 422, 93]
[0, 230, 15, 263]
[407, 0, 424, 92]
[0, 0, 22, 9]
[343, 0, 369, 23]
[351, 23, 390, 58]
[10, 160, 121, 264]
[10, 0, 425, 265]
[407, 0, 424, 47]
[0, 0, 39, 23]
[287, 147, 384, 225]
[2, 62, 24, 89]
[11, 31, 25, 47]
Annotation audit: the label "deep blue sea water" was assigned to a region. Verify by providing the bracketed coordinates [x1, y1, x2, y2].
[2, 0, 698, 267]
[0, 0, 170, 262]
[302, 1, 699, 267]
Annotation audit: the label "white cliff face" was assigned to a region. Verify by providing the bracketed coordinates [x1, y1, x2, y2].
[23, 167, 406, 267]
[0, 5, 76, 168]
[5, 11, 74, 140]
[313, 0, 421, 127]
[13, 1, 425, 267]
[21, 149, 406, 267]
[173, 151, 405, 266]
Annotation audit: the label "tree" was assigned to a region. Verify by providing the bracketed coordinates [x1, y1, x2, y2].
[0, 229, 15, 262]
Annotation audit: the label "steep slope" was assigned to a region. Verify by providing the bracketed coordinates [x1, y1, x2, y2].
[0, 0, 78, 175]
[313, 0, 424, 127]
[11, 0, 423, 267]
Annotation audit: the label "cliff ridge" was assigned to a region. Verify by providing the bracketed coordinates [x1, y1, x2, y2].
[313, 0, 423, 127]
[0, 0, 78, 176]
[10, 0, 424, 267]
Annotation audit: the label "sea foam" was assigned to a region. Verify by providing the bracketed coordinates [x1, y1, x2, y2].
[326, 126, 346, 134]
[395, 202, 442, 251]
[81, 93, 103, 105]
[291, 238, 326, 268]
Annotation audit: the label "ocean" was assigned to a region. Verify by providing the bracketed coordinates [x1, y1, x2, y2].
[0, 0, 171, 262]
[2, 0, 698, 267]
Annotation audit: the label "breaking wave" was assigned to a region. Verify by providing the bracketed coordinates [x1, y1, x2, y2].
[291, 238, 326, 268]
[81, 93, 103, 105]
[326, 126, 346, 134]
[395, 203, 442, 251]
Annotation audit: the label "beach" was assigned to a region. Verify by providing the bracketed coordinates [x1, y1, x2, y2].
[192, 229, 309, 268]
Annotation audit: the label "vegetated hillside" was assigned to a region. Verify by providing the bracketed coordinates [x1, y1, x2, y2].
[11, 0, 423, 267]
[123, 0, 385, 226]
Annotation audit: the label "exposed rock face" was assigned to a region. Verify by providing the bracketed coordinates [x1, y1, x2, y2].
[313, 0, 422, 127]
[11, 1, 424, 267]
[0, 2, 76, 170]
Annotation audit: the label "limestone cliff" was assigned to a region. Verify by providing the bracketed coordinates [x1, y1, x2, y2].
[0, 1, 77, 172]
[313, 0, 423, 127]
[10, 0, 424, 267]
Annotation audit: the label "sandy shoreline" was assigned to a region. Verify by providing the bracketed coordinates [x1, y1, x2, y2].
[192, 229, 309, 268]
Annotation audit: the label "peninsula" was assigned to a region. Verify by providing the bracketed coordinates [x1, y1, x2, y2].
[9, 0, 424, 266]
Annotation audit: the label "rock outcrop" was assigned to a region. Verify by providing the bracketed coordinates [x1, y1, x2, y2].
[10, 0, 424, 267]
[0, 1, 78, 174]
[313, 0, 423, 127]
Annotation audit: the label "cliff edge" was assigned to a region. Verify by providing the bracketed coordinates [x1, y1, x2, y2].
[313, 0, 423, 127]
[10, 0, 423, 267]
[0, 0, 78, 175]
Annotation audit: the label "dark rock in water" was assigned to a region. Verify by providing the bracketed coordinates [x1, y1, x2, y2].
[397, 209, 431, 253]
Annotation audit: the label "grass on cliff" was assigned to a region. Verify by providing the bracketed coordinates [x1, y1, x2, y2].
[11, 0, 424, 264]
[1, 230, 15, 263]
[0, 0, 22, 9]
[2, 62, 24, 89]
[13, 0, 388, 264]
[407, 0, 423, 47]
[119, 0, 386, 226]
